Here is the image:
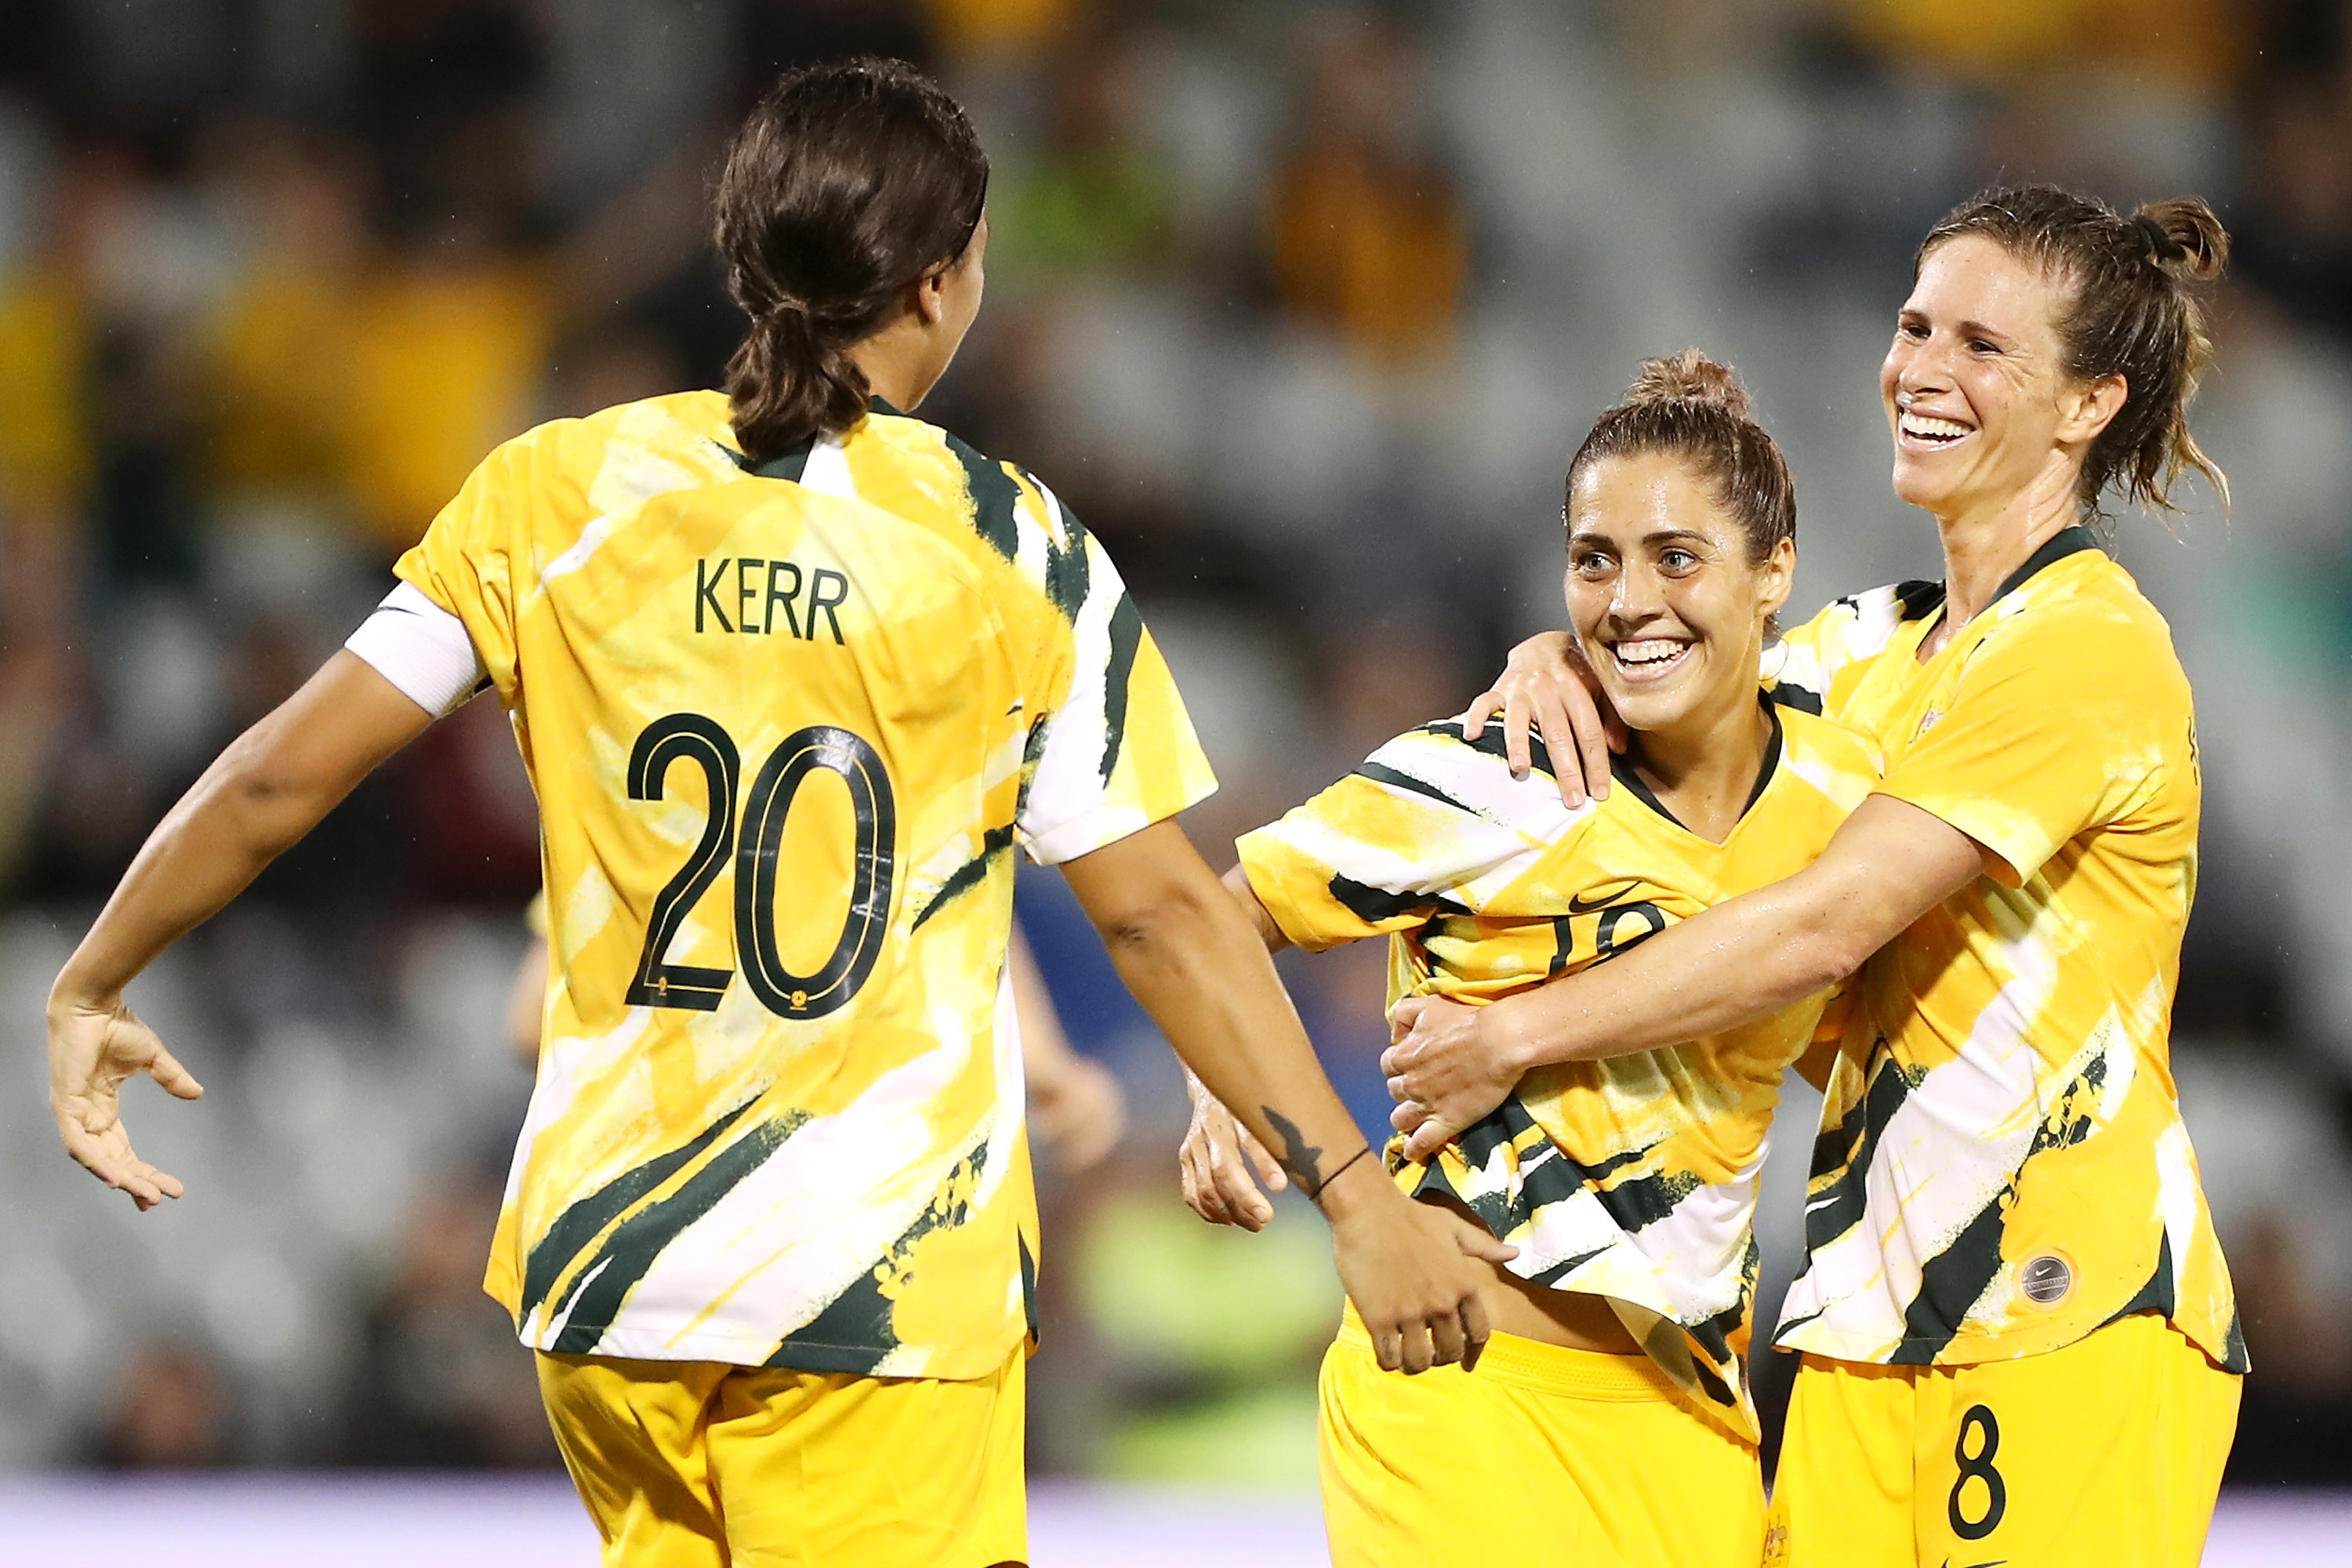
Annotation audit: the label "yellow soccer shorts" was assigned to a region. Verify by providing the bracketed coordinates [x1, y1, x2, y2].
[535, 1348, 1028, 1568]
[1319, 1305, 1764, 1568]
[1766, 1312, 2241, 1568]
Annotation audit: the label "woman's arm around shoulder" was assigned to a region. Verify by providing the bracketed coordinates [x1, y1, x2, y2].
[1382, 792, 1990, 1162]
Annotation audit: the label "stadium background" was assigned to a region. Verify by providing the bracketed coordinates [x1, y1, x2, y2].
[0, 0, 2349, 1559]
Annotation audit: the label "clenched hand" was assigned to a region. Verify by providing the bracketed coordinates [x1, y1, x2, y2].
[1384, 994, 1521, 1164]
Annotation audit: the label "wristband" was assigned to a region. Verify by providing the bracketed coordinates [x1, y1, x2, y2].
[1308, 1144, 1376, 1201]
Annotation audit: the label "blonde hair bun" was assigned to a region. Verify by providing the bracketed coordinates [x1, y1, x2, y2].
[1622, 350, 1754, 423]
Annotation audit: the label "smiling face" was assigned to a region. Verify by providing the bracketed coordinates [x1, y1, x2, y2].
[1883, 234, 2123, 519]
[1564, 451, 1793, 739]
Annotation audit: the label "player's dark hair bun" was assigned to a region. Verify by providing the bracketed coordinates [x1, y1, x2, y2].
[1621, 350, 1755, 423]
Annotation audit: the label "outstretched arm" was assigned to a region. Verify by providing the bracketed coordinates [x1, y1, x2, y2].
[48, 652, 437, 1207]
[1383, 793, 1987, 1162]
[1062, 820, 1511, 1372]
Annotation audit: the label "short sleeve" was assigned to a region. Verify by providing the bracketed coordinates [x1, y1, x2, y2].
[1875, 608, 2173, 888]
[1761, 601, 1843, 711]
[1764, 582, 1942, 717]
[1012, 492, 1217, 864]
[390, 430, 548, 702]
[1237, 724, 1585, 951]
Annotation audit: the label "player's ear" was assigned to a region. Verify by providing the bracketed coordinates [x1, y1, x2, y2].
[1755, 536, 1795, 623]
[2056, 369, 2129, 447]
[910, 265, 951, 328]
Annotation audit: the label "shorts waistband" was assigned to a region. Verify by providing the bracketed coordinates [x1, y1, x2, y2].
[1336, 1301, 1684, 1403]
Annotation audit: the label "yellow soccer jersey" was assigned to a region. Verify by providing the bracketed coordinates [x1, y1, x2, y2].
[395, 390, 1214, 1379]
[1238, 702, 1882, 1438]
[1766, 527, 2241, 1372]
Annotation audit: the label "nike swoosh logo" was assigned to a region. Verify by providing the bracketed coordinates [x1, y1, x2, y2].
[1940, 1558, 2005, 1567]
[1566, 882, 1646, 914]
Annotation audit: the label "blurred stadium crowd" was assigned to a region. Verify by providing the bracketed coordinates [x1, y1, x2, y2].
[2, 0, 2351, 1494]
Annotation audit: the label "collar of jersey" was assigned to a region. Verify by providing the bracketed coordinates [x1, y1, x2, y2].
[725, 397, 907, 483]
[728, 437, 813, 483]
[1607, 693, 1784, 843]
[1911, 522, 2102, 648]
[1987, 522, 2100, 604]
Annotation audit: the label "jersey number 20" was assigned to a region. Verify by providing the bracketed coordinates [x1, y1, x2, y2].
[622, 713, 896, 1020]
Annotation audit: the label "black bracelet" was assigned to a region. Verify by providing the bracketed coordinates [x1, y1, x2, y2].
[1308, 1145, 1376, 1202]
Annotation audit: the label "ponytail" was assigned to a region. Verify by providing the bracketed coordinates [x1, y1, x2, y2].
[714, 58, 989, 462]
[723, 302, 875, 464]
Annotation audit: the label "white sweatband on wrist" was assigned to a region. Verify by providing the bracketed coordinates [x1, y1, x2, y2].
[344, 581, 489, 718]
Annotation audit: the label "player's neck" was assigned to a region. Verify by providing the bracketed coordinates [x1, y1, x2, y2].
[1925, 470, 2079, 658]
[849, 312, 953, 418]
[1629, 688, 1773, 845]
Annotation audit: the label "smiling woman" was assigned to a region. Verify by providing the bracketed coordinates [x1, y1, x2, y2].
[1563, 353, 1795, 844]
[1410, 183, 2244, 1568]
[1899, 190, 2227, 521]
[1177, 352, 1889, 1568]
[1885, 190, 2228, 655]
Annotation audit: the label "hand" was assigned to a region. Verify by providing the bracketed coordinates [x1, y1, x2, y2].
[1384, 995, 1521, 1164]
[1178, 1073, 1287, 1230]
[1461, 631, 1626, 810]
[46, 991, 203, 1210]
[1321, 1160, 1517, 1374]
[1031, 1051, 1127, 1174]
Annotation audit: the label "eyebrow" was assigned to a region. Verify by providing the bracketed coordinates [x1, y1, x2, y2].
[1899, 307, 2019, 347]
[1568, 526, 1715, 549]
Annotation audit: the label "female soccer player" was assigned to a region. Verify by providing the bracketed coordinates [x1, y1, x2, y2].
[44, 59, 1499, 1568]
[1390, 187, 2241, 1566]
[1186, 354, 1884, 1567]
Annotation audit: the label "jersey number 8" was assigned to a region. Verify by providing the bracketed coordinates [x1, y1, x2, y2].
[622, 713, 896, 1020]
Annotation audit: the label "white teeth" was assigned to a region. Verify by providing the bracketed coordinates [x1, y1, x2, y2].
[1901, 413, 1973, 440]
[1613, 639, 1686, 666]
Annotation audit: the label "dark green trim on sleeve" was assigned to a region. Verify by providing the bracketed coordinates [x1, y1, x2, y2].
[1098, 593, 1143, 782]
[1354, 760, 1475, 814]
[940, 430, 1023, 562]
[1411, 718, 1559, 780]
